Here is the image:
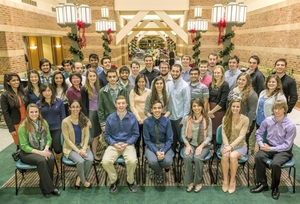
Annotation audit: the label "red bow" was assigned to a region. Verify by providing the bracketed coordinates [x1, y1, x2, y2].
[218, 18, 226, 45]
[77, 20, 86, 49]
[107, 28, 113, 44]
[189, 29, 197, 45]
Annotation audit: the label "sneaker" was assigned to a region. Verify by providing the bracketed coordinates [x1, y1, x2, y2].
[127, 181, 137, 193]
[156, 175, 163, 184]
[149, 169, 155, 179]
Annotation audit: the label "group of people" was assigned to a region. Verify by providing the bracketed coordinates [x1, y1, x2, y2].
[0, 52, 297, 200]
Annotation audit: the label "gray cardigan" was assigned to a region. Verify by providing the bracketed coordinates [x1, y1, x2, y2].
[242, 90, 258, 129]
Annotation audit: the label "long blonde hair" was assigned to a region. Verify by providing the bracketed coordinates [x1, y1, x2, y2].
[223, 99, 242, 141]
[237, 72, 253, 103]
[23, 103, 48, 134]
[212, 65, 225, 88]
[84, 69, 101, 99]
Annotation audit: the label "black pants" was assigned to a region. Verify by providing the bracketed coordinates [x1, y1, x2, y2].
[255, 150, 292, 189]
[170, 118, 182, 152]
[245, 119, 256, 146]
[50, 129, 62, 154]
[20, 150, 55, 194]
[135, 124, 144, 158]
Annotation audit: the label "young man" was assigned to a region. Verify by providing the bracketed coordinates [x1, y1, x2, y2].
[83, 53, 103, 76]
[65, 61, 86, 87]
[247, 55, 265, 95]
[140, 55, 159, 86]
[199, 60, 212, 87]
[61, 59, 73, 79]
[166, 64, 191, 152]
[39, 58, 53, 84]
[180, 55, 192, 82]
[102, 96, 139, 193]
[274, 58, 298, 113]
[98, 69, 129, 133]
[224, 55, 241, 90]
[189, 68, 209, 111]
[128, 61, 150, 88]
[159, 62, 172, 84]
[117, 66, 134, 94]
[143, 100, 173, 184]
[98, 56, 112, 87]
[250, 100, 296, 200]
[207, 53, 218, 75]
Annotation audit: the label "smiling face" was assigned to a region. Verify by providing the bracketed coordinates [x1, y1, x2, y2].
[29, 73, 39, 85]
[237, 75, 247, 89]
[54, 73, 64, 86]
[120, 71, 129, 81]
[28, 106, 40, 122]
[71, 75, 81, 86]
[89, 57, 99, 68]
[42, 87, 52, 100]
[199, 64, 208, 75]
[115, 98, 127, 114]
[69, 101, 81, 116]
[267, 77, 278, 91]
[181, 56, 190, 68]
[131, 63, 140, 75]
[7, 76, 20, 89]
[231, 101, 241, 115]
[87, 71, 97, 85]
[275, 61, 286, 75]
[249, 58, 258, 71]
[192, 102, 203, 115]
[155, 79, 164, 92]
[213, 67, 223, 81]
[63, 63, 72, 73]
[273, 106, 285, 118]
[159, 64, 169, 76]
[137, 77, 146, 90]
[151, 102, 163, 119]
[189, 70, 199, 83]
[228, 59, 238, 70]
[41, 62, 51, 74]
[102, 59, 111, 71]
[208, 55, 217, 68]
[171, 66, 181, 81]
[144, 57, 153, 69]
[107, 72, 118, 86]
[74, 62, 83, 75]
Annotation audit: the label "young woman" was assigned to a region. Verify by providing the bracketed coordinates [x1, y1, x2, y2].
[129, 74, 151, 157]
[144, 76, 172, 117]
[37, 83, 66, 174]
[256, 75, 286, 128]
[62, 100, 93, 189]
[18, 103, 60, 196]
[182, 98, 212, 193]
[25, 70, 41, 104]
[221, 99, 249, 194]
[52, 71, 69, 116]
[81, 69, 101, 161]
[227, 72, 258, 146]
[66, 72, 82, 102]
[1, 73, 28, 147]
[208, 65, 230, 136]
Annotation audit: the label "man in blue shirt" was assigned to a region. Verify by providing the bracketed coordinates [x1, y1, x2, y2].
[143, 100, 173, 184]
[180, 55, 192, 82]
[102, 96, 139, 193]
[83, 53, 103, 76]
[250, 100, 296, 200]
[224, 55, 241, 90]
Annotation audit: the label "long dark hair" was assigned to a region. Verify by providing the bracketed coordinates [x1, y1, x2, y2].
[39, 83, 56, 106]
[150, 76, 167, 105]
[188, 98, 209, 130]
[52, 71, 68, 96]
[3, 73, 26, 107]
[133, 74, 147, 95]
[27, 70, 41, 93]
[69, 100, 88, 129]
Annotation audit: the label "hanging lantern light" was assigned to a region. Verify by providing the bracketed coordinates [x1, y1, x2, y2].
[187, 19, 195, 31]
[63, 3, 77, 25]
[101, 6, 109, 18]
[211, 4, 224, 26]
[226, 2, 239, 24]
[194, 6, 202, 19]
[108, 20, 116, 32]
[78, 4, 91, 27]
[56, 4, 66, 27]
[237, 2, 247, 26]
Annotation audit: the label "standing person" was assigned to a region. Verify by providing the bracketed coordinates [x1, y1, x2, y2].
[224, 55, 241, 90]
[143, 100, 173, 184]
[98, 56, 112, 87]
[256, 75, 286, 129]
[169, 48, 176, 68]
[61, 59, 73, 79]
[274, 58, 298, 113]
[39, 58, 53, 84]
[81, 69, 102, 162]
[140, 55, 160, 86]
[52, 71, 69, 117]
[1, 73, 28, 147]
[117, 66, 134, 94]
[62, 100, 94, 189]
[102, 96, 139, 193]
[227, 73, 258, 150]
[182, 98, 212, 193]
[98, 69, 130, 133]
[221, 99, 249, 194]
[250, 100, 296, 200]
[166, 64, 191, 152]
[158, 62, 172, 84]
[129, 61, 150, 88]
[189, 68, 209, 110]
[25, 70, 41, 104]
[247, 55, 265, 95]
[37, 83, 66, 174]
[83, 53, 103, 76]
[208, 65, 230, 137]
[181, 55, 192, 82]
[129, 74, 151, 157]
[18, 104, 60, 196]
[66, 62, 86, 87]
[199, 60, 212, 88]
[145, 76, 172, 118]
[66, 72, 82, 102]
[207, 53, 218, 75]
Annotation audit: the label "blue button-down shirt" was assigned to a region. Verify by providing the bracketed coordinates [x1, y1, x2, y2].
[40, 72, 53, 84]
[181, 67, 191, 82]
[224, 69, 241, 90]
[83, 66, 103, 76]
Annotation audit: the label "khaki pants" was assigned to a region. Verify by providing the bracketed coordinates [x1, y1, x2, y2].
[102, 145, 137, 184]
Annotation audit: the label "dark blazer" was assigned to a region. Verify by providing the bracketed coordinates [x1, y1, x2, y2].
[209, 81, 230, 112]
[249, 68, 265, 96]
[0, 92, 28, 132]
[281, 74, 298, 113]
[81, 86, 89, 116]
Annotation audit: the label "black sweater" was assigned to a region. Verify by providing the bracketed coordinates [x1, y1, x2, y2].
[281, 74, 298, 113]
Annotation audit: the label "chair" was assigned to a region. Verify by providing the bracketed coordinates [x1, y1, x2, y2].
[142, 149, 177, 184]
[60, 133, 99, 190]
[214, 125, 250, 186]
[15, 159, 37, 195]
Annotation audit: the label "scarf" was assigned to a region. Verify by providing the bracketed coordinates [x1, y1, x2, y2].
[185, 116, 207, 145]
[28, 119, 47, 150]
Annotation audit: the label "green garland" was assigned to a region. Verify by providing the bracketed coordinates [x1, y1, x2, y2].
[67, 32, 84, 61]
[192, 32, 202, 65]
[102, 35, 111, 57]
[219, 31, 235, 67]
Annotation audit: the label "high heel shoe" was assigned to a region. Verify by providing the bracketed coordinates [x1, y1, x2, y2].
[228, 181, 236, 194]
[75, 176, 81, 190]
[222, 180, 229, 192]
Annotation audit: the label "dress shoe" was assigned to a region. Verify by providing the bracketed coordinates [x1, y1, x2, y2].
[228, 181, 236, 194]
[194, 184, 203, 193]
[250, 184, 269, 193]
[51, 188, 61, 196]
[127, 181, 137, 193]
[272, 188, 280, 200]
[109, 179, 119, 194]
[222, 181, 229, 192]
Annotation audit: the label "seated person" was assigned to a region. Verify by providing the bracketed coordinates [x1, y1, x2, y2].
[143, 100, 173, 184]
[250, 100, 296, 200]
[18, 104, 60, 197]
[182, 98, 212, 193]
[62, 100, 93, 189]
[102, 96, 139, 193]
[221, 99, 249, 194]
